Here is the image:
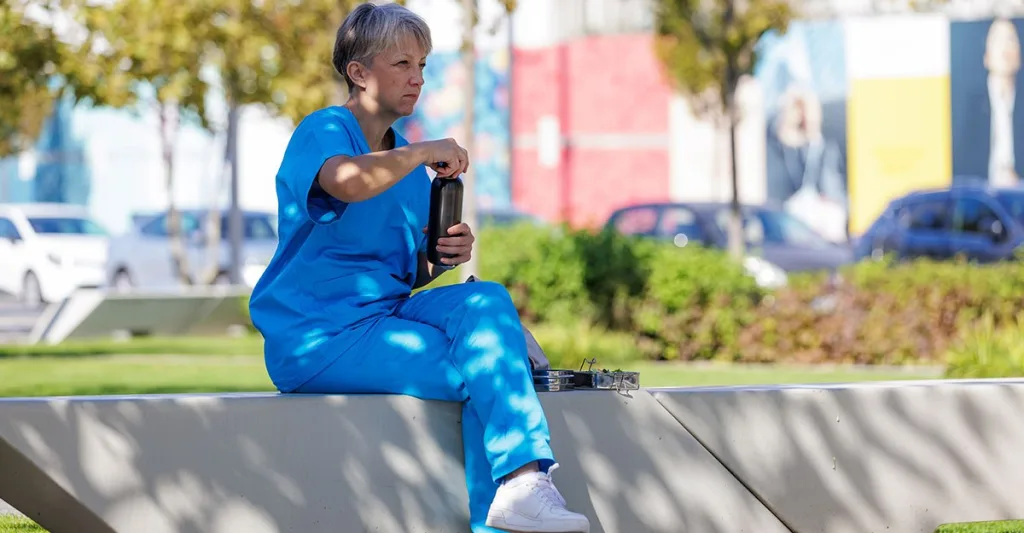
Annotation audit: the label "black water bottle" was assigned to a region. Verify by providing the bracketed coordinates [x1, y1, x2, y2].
[427, 170, 464, 265]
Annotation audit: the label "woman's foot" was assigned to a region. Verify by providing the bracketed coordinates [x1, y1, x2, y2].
[485, 463, 590, 533]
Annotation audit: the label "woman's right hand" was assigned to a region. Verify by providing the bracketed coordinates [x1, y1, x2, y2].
[417, 138, 470, 178]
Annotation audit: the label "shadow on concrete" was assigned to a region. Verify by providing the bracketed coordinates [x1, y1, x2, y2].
[538, 390, 789, 533]
[0, 393, 469, 533]
[651, 379, 1024, 533]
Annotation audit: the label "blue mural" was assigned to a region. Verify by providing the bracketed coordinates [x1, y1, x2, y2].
[0, 94, 91, 205]
[396, 48, 512, 209]
[754, 20, 850, 243]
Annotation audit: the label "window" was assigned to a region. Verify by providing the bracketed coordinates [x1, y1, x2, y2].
[903, 198, 949, 231]
[611, 207, 658, 235]
[715, 208, 830, 248]
[952, 197, 1004, 237]
[27, 217, 107, 236]
[218, 214, 278, 240]
[0, 218, 20, 240]
[140, 213, 200, 237]
[658, 207, 705, 243]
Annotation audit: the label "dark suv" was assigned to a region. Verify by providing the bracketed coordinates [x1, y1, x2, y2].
[853, 185, 1024, 263]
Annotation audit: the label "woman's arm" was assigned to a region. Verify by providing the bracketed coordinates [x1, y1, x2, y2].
[318, 144, 427, 203]
[413, 253, 449, 289]
[318, 138, 469, 203]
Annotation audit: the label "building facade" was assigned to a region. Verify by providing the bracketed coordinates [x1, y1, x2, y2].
[5, 0, 1024, 240]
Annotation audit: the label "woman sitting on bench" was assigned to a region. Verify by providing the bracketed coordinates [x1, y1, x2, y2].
[247, 3, 590, 532]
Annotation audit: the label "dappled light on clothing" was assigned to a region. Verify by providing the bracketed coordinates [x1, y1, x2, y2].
[384, 330, 428, 353]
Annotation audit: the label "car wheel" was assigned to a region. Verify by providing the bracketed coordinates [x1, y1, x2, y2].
[21, 271, 44, 309]
[112, 269, 134, 292]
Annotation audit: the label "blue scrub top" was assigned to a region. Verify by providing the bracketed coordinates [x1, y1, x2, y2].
[249, 106, 431, 393]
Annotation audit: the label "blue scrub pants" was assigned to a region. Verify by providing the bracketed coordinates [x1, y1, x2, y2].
[294, 280, 556, 532]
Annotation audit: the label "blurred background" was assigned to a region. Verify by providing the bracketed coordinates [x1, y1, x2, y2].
[4, 0, 1024, 529]
[2, 0, 1024, 393]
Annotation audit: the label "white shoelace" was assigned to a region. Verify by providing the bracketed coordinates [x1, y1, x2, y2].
[530, 464, 567, 508]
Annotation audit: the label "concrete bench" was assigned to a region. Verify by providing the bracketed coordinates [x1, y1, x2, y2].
[2, 379, 1023, 533]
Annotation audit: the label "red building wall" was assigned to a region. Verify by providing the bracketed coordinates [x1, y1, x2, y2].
[511, 33, 674, 228]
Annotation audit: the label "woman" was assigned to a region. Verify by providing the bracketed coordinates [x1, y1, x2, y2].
[247, 3, 590, 533]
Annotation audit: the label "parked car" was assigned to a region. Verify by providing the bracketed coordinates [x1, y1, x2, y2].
[106, 208, 278, 291]
[605, 201, 854, 287]
[0, 203, 110, 308]
[853, 184, 1024, 263]
[478, 206, 547, 229]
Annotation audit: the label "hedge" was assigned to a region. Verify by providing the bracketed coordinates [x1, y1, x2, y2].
[944, 313, 1024, 378]
[240, 222, 1024, 370]
[476, 223, 1024, 367]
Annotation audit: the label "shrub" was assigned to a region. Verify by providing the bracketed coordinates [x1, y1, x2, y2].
[479, 223, 764, 361]
[739, 257, 1024, 365]
[632, 244, 764, 361]
[525, 321, 643, 371]
[945, 313, 1024, 379]
[244, 223, 1024, 367]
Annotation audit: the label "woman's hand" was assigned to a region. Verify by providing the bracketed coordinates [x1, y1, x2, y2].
[416, 138, 470, 178]
[422, 222, 475, 265]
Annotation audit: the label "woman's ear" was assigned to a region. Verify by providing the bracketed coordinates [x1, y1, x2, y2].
[346, 61, 368, 90]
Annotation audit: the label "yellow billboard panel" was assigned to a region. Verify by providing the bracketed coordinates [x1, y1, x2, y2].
[848, 76, 952, 235]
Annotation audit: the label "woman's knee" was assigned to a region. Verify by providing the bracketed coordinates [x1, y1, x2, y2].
[462, 280, 516, 311]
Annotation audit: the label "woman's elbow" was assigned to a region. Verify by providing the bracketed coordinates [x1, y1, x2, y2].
[319, 161, 364, 203]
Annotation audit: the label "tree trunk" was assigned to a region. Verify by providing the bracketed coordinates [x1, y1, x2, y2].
[459, 0, 479, 281]
[160, 101, 193, 285]
[726, 111, 745, 261]
[201, 129, 228, 285]
[227, 103, 243, 285]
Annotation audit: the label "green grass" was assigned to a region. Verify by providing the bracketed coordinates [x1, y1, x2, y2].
[0, 354, 943, 398]
[0, 516, 44, 533]
[935, 521, 1024, 532]
[0, 335, 264, 358]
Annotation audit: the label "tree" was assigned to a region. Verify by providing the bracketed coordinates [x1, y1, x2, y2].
[65, 0, 360, 286]
[0, 0, 65, 160]
[68, 0, 214, 285]
[653, 0, 793, 260]
[457, 0, 515, 281]
[202, 0, 361, 284]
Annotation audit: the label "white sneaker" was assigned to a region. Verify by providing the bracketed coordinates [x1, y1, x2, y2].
[485, 463, 591, 533]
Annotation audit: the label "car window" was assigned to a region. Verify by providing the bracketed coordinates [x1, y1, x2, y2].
[217, 214, 279, 240]
[140, 213, 200, 237]
[715, 208, 830, 248]
[903, 197, 949, 231]
[610, 207, 659, 235]
[952, 197, 1005, 237]
[657, 207, 705, 244]
[27, 217, 107, 236]
[0, 218, 20, 240]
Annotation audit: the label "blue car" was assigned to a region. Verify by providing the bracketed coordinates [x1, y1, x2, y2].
[853, 184, 1024, 263]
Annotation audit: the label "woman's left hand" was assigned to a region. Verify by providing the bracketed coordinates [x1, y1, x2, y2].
[423, 222, 475, 265]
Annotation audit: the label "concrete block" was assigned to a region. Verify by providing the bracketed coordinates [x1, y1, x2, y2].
[30, 287, 251, 344]
[0, 390, 789, 533]
[652, 379, 1024, 533]
[538, 390, 789, 533]
[0, 393, 469, 533]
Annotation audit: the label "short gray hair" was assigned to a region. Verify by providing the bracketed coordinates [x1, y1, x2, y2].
[333, 2, 433, 91]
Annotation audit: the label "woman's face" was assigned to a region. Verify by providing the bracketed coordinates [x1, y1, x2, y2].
[355, 33, 427, 117]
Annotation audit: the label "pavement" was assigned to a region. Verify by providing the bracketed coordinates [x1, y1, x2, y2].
[0, 294, 41, 345]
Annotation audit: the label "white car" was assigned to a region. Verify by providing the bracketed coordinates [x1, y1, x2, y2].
[0, 203, 110, 308]
[106, 208, 279, 291]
